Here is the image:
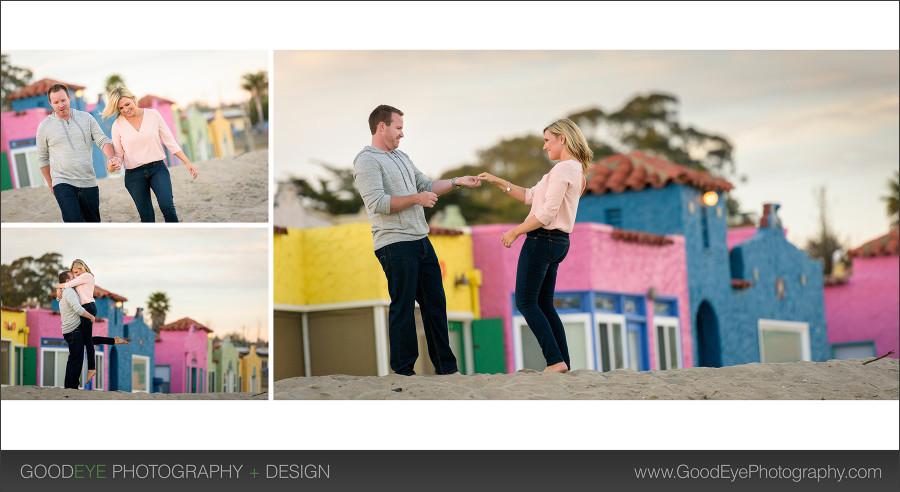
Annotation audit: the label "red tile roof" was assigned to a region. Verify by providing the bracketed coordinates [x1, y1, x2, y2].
[731, 279, 754, 289]
[138, 95, 176, 107]
[273, 226, 288, 235]
[585, 151, 734, 195]
[611, 228, 674, 246]
[46, 285, 128, 302]
[158, 317, 214, 333]
[10, 78, 87, 101]
[849, 228, 899, 258]
[429, 226, 464, 236]
[1, 305, 25, 313]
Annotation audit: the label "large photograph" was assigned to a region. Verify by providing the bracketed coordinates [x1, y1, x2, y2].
[272, 50, 898, 400]
[1, 50, 268, 223]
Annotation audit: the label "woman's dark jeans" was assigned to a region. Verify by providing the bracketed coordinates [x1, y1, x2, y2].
[80, 302, 97, 371]
[515, 229, 571, 369]
[124, 160, 179, 222]
[375, 238, 459, 376]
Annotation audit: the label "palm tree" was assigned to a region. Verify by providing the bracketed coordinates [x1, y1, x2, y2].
[146, 291, 171, 332]
[104, 74, 126, 95]
[883, 170, 899, 228]
[241, 71, 267, 129]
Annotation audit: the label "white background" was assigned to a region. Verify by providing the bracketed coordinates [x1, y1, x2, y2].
[1, 1, 898, 452]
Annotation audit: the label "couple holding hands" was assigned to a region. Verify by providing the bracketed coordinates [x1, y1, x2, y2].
[354, 105, 592, 376]
[37, 84, 198, 223]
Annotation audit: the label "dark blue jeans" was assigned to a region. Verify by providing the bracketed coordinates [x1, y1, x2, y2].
[515, 229, 571, 369]
[375, 238, 459, 376]
[124, 161, 179, 222]
[53, 183, 100, 222]
[63, 329, 85, 389]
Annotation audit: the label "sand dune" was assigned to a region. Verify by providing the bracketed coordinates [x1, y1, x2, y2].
[1, 150, 268, 223]
[0, 386, 267, 400]
[274, 358, 899, 400]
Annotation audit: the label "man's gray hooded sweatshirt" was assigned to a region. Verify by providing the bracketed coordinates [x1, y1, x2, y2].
[353, 146, 434, 251]
[36, 108, 110, 188]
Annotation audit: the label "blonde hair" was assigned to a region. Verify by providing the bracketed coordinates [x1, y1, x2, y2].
[102, 87, 139, 120]
[71, 259, 93, 276]
[544, 118, 594, 174]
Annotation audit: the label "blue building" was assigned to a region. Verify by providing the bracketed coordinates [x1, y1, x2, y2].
[576, 151, 828, 366]
[51, 285, 155, 392]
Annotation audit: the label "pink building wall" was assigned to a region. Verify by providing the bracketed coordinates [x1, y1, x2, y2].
[154, 328, 209, 393]
[26, 309, 110, 389]
[1, 108, 51, 152]
[824, 255, 899, 358]
[473, 222, 692, 373]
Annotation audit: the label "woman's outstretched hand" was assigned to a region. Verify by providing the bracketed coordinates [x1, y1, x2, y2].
[478, 172, 506, 190]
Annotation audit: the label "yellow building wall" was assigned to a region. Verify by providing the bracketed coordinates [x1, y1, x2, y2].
[239, 345, 263, 393]
[1, 309, 29, 346]
[207, 109, 235, 158]
[273, 223, 480, 316]
[1, 308, 29, 387]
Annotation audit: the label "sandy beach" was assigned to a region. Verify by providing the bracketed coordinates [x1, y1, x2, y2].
[1, 386, 267, 400]
[274, 358, 899, 400]
[1, 150, 268, 223]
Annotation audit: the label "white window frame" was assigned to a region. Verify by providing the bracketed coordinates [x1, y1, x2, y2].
[79, 352, 104, 390]
[758, 319, 811, 363]
[40, 347, 69, 388]
[512, 313, 593, 371]
[132, 355, 150, 393]
[594, 313, 628, 372]
[9, 146, 44, 189]
[653, 315, 683, 371]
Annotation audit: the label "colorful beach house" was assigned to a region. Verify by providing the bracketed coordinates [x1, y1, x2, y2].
[155, 317, 212, 393]
[103, 306, 155, 393]
[274, 222, 484, 378]
[205, 109, 237, 158]
[175, 104, 214, 164]
[237, 344, 265, 393]
[1, 78, 112, 190]
[472, 222, 690, 373]
[1, 306, 33, 386]
[575, 152, 829, 367]
[207, 335, 240, 393]
[824, 228, 899, 360]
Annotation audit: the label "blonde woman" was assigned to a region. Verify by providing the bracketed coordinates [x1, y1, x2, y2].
[54, 259, 128, 385]
[479, 118, 593, 373]
[102, 87, 198, 222]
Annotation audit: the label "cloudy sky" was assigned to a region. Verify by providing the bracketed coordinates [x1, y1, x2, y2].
[275, 50, 898, 249]
[0, 227, 268, 341]
[4, 50, 266, 108]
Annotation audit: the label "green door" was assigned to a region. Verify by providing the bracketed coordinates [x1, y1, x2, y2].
[447, 321, 466, 375]
[22, 347, 37, 385]
[472, 318, 506, 374]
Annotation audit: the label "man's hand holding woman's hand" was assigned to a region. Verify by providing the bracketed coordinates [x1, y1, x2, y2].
[107, 155, 122, 173]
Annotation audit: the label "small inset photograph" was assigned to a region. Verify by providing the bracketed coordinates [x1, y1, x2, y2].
[0, 51, 268, 223]
[272, 50, 898, 400]
[1, 228, 268, 400]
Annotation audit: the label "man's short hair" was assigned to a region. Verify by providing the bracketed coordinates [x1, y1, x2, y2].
[47, 84, 70, 101]
[58, 271, 72, 284]
[368, 105, 403, 135]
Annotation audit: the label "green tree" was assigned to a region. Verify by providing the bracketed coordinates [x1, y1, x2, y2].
[804, 186, 845, 275]
[289, 161, 363, 215]
[146, 291, 171, 332]
[104, 74, 126, 94]
[241, 71, 268, 128]
[1, 53, 33, 111]
[883, 170, 899, 228]
[0, 253, 65, 307]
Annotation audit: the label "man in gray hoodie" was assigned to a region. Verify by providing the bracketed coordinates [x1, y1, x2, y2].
[353, 104, 480, 376]
[57, 271, 98, 389]
[36, 84, 120, 222]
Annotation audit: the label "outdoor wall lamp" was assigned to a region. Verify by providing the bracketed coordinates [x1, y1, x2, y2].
[702, 191, 719, 206]
[455, 273, 470, 287]
[115, 301, 123, 308]
[74, 89, 84, 98]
